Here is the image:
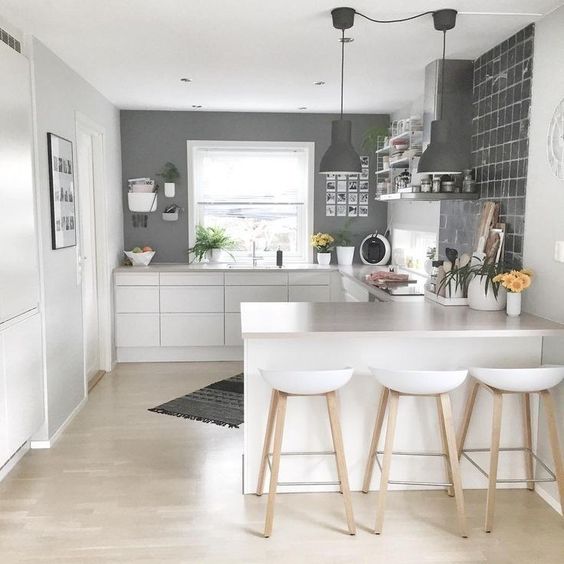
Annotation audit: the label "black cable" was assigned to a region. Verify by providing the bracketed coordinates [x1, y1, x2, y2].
[354, 10, 435, 24]
[440, 30, 446, 120]
[340, 29, 344, 119]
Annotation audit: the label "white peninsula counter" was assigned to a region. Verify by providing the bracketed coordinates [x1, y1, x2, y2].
[241, 301, 564, 507]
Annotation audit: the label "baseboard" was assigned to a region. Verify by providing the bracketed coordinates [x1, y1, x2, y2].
[535, 484, 563, 515]
[117, 346, 244, 362]
[88, 370, 106, 392]
[0, 442, 30, 482]
[30, 395, 88, 450]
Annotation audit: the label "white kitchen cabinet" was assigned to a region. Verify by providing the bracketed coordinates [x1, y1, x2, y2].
[225, 272, 288, 286]
[116, 313, 160, 347]
[115, 286, 159, 313]
[341, 275, 370, 302]
[161, 314, 224, 346]
[160, 272, 224, 286]
[288, 272, 331, 286]
[115, 272, 159, 286]
[289, 286, 331, 303]
[225, 285, 288, 313]
[160, 286, 223, 313]
[225, 313, 243, 346]
[1, 314, 43, 462]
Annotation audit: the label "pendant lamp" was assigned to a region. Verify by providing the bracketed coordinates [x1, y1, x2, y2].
[320, 10, 361, 175]
[417, 9, 465, 174]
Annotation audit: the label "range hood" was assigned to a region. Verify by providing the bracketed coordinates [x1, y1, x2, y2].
[423, 59, 474, 172]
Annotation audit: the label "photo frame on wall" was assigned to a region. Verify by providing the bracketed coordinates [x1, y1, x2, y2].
[47, 133, 76, 250]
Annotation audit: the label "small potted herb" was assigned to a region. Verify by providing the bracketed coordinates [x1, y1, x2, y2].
[362, 126, 390, 153]
[334, 219, 355, 266]
[157, 162, 180, 198]
[187, 225, 236, 263]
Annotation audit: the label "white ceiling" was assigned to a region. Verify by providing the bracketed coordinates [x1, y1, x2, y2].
[1, 0, 562, 113]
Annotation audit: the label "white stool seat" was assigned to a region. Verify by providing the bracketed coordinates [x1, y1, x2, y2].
[259, 368, 353, 395]
[369, 368, 468, 395]
[470, 366, 564, 392]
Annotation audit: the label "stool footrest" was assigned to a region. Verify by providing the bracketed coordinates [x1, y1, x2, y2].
[374, 450, 453, 488]
[267, 451, 341, 488]
[461, 447, 557, 484]
[277, 480, 341, 487]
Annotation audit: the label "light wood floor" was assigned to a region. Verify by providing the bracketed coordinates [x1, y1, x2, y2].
[0, 362, 562, 563]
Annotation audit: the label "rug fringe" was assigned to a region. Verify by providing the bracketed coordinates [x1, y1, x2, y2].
[148, 407, 240, 428]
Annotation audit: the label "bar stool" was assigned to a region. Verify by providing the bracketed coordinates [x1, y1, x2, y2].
[362, 368, 468, 537]
[458, 366, 564, 532]
[256, 368, 356, 537]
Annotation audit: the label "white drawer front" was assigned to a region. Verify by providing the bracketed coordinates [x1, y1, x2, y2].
[225, 272, 288, 286]
[115, 272, 159, 286]
[288, 272, 331, 286]
[116, 314, 160, 347]
[341, 276, 369, 302]
[160, 272, 224, 286]
[289, 285, 331, 303]
[115, 286, 159, 313]
[160, 286, 224, 313]
[225, 285, 288, 313]
[160, 314, 224, 346]
[225, 313, 242, 346]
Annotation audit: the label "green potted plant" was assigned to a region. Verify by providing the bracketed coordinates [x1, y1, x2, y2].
[362, 125, 390, 153]
[157, 162, 180, 198]
[334, 219, 355, 266]
[466, 256, 508, 311]
[187, 225, 236, 263]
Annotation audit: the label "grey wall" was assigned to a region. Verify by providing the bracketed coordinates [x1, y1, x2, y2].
[120, 111, 389, 262]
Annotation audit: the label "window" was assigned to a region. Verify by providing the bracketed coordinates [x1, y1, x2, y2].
[188, 141, 313, 263]
[392, 228, 437, 274]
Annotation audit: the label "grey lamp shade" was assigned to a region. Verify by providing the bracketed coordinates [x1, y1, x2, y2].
[418, 120, 465, 175]
[319, 120, 362, 175]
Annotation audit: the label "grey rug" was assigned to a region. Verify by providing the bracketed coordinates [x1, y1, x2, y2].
[148, 373, 244, 428]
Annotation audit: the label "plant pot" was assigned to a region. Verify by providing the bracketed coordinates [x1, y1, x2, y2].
[506, 292, 522, 317]
[128, 192, 157, 212]
[164, 182, 175, 198]
[207, 248, 225, 263]
[317, 252, 331, 265]
[467, 276, 507, 311]
[444, 284, 465, 299]
[336, 246, 355, 265]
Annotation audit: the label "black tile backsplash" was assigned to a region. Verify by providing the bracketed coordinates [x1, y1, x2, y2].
[439, 24, 534, 266]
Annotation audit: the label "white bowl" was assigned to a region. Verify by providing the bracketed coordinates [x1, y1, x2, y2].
[124, 250, 156, 266]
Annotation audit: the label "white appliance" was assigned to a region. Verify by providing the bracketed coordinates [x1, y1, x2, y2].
[359, 232, 391, 265]
[0, 42, 44, 471]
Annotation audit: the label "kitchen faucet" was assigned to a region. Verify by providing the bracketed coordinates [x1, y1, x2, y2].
[251, 240, 262, 267]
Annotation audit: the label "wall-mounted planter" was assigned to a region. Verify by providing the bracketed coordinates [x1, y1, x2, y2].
[164, 182, 175, 198]
[128, 192, 157, 212]
[162, 211, 179, 222]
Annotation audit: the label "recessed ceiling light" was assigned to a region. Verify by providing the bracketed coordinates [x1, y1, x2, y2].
[298, 106, 308, 111]
[180, 77, 192, 82]
[192, 104, 202, 109]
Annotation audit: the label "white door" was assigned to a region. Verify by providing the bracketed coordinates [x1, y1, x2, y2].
[76, 128, 100, 385]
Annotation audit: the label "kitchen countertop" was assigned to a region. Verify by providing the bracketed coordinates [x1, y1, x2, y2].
[114, 262, 337, 273]
[240, 301, 564, 338]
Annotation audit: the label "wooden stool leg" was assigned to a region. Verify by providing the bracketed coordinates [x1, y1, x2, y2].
[264, 392, 287, 538]
[439, 393, 468, 538]
[485, 391, 503, 533]
[458, 380, 480, 459]
[257, 390, 279, 496]
[437, 396, 454, 497]
[374, 390, 399, 534]
[326, 391, 356, 535]
[362, 387, 389, 493]
[540, 389, 564, 509]
[522, 393, 535, 491]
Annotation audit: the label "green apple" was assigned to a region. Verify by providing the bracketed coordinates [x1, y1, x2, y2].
[132, 247, 143, 253]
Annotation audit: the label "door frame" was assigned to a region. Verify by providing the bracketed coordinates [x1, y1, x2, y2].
[74, 111, 112, 385]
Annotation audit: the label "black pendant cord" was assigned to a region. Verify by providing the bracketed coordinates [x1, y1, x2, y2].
[440, 30, 447, 120]
[340, 29, 345, 119]
[354, 10, 434, 24]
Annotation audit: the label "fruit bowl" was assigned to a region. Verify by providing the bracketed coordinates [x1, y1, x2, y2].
[124, 250, 156, 266]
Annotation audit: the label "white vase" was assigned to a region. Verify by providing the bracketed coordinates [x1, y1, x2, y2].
[207, 248, 224, 263]
[336, 246, 355, 265]
[467, 276, 507, 311]
[444, 284, 465, 299]
[317, 252, 331, 265]
[506, 292, 522, 317]
[164, 182, 175, 198]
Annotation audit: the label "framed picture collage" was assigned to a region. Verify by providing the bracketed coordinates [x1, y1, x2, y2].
[325, 155, 370, 217]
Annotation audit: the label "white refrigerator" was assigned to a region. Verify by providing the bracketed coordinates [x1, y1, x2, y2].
[0, 41, 44, 469]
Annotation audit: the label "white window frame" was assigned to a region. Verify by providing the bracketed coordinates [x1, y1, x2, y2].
[187, 140, 314, 263]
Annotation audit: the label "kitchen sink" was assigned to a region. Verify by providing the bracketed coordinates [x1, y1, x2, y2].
[227, 264, 283, 269]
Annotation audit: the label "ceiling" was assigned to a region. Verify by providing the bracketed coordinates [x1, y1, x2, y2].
[1, 0, 562, 113]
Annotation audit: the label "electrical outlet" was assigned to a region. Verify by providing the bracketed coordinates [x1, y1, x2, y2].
[554, 241, 564, 263]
